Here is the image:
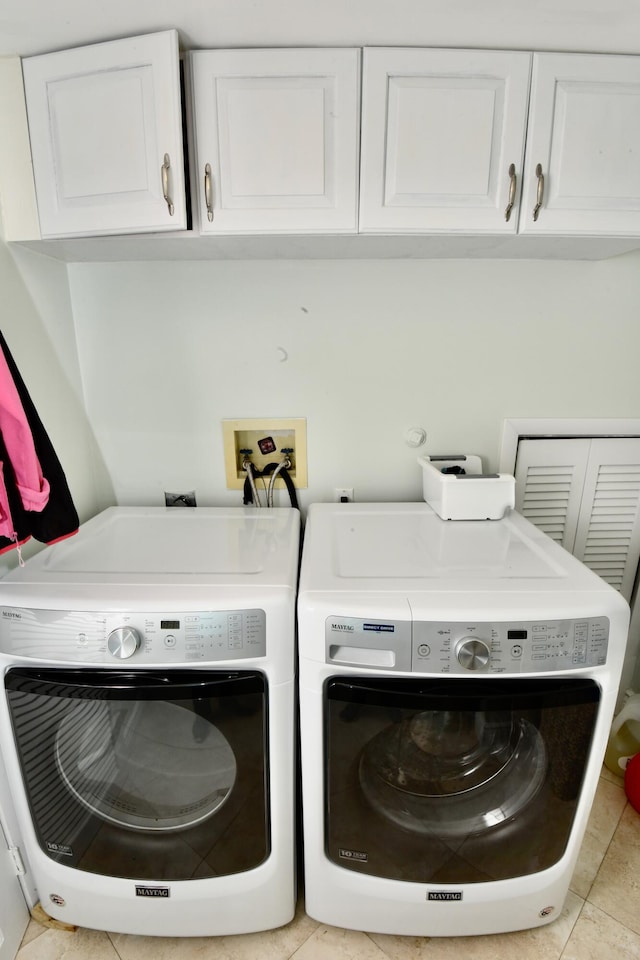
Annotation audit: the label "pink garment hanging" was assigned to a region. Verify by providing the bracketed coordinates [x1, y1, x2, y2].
[0, 345, 50, 542]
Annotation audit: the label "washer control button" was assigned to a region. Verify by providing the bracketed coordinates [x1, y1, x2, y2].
[456, 637, 491, 671]
[164, 634, 177, 649]
[107, 627, 141, 660]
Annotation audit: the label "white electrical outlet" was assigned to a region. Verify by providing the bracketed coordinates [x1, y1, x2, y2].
[334, 488, 354, 502]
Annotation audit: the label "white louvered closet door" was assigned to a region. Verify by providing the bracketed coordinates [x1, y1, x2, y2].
[514, 437, 640, 601]
[514, 437, 591, 549]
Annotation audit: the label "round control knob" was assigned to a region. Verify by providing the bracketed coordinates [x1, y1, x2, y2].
[107, 626, 141, 660]
[456, 637, 491, 671]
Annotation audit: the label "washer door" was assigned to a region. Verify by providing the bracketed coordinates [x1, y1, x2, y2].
[325, 676, 599, 884]
[5, 668, 269, 880]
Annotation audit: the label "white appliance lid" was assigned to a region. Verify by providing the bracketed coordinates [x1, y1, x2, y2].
[299, 502, 611, 596]
[0, 507, 300, 589]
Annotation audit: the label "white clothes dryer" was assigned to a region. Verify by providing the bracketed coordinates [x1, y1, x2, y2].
[297, 502, 629, 937]
[0, 506, 299, 937]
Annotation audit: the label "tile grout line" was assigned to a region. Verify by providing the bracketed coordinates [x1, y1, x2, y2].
[568, 777, 629, 904]
[581, 798, 640, 944]
[292, 890, 326, 956]
[583, 797, 630, 905]
[288, 923, 329, 960]
[581, 895, 640, 940]
[106, 930, 127, 960]
[364, 929, 396, 959]
[557, 893, 588, 960]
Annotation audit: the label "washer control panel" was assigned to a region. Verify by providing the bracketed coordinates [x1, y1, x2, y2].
[414, 618, 609, 673]
[326, 615, 609, 674]
[0, 607, 266, 663]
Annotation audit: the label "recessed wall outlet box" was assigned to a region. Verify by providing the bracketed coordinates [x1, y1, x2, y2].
[334, 488, 354, 502]
[165, 491, 197, 507]
[418, 454, 515, 521]
[222, 418, 308, 490]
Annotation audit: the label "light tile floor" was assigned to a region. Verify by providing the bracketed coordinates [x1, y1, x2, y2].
[16, 768, 640, 960]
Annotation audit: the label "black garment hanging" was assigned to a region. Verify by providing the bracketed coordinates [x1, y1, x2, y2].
[0, 331, 79, 554]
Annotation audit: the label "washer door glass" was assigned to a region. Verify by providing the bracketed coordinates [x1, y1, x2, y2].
[359, 709, 547, 837]
[325, 677, 599, 884]
[6, 668, 268, 881]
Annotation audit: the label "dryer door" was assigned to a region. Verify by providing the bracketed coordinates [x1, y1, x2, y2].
[5, 669, 269, 880]
[325, 676, 599, 883]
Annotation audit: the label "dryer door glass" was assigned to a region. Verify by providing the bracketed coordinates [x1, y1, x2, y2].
[6, 668, 269, 880]
[324, 677, 599, 883]
[54, 698, 238, 832]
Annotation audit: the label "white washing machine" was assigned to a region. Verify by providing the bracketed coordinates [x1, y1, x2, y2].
[0, 506, 299, 937]
[297, 502, 630, 937]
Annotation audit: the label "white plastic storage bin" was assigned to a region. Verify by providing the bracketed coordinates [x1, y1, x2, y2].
[418, 454, 515, 520]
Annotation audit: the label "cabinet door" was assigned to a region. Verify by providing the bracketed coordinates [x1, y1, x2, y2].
[519, 53, 640, 235]
[188, 49, 360, 234]
[22, 31, 187, 238]
[359, 48, 531, 233]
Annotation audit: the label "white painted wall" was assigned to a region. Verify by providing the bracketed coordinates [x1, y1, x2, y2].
[0, 234, 106, 570]
[3, 0, 640, 59]
[67, 253, 640, 510]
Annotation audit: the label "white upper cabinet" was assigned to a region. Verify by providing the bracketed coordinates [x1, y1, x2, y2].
[359, 48, 532, 233]
[518, 53, 640, 235]
[22, 31, 187, 238]
[15, 38, 640, 250]
[188, 48, 361, 234]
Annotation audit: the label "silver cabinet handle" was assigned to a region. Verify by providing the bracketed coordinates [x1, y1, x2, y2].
[533, 163, 544, 222]
[161, 154, 175, 216]
[504, 163, 517, 222]
[204, 163, 214, 222]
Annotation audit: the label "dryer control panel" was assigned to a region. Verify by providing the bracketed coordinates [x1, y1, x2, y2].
[325, 615, 609, 674]
[0, 607, 266, 663]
